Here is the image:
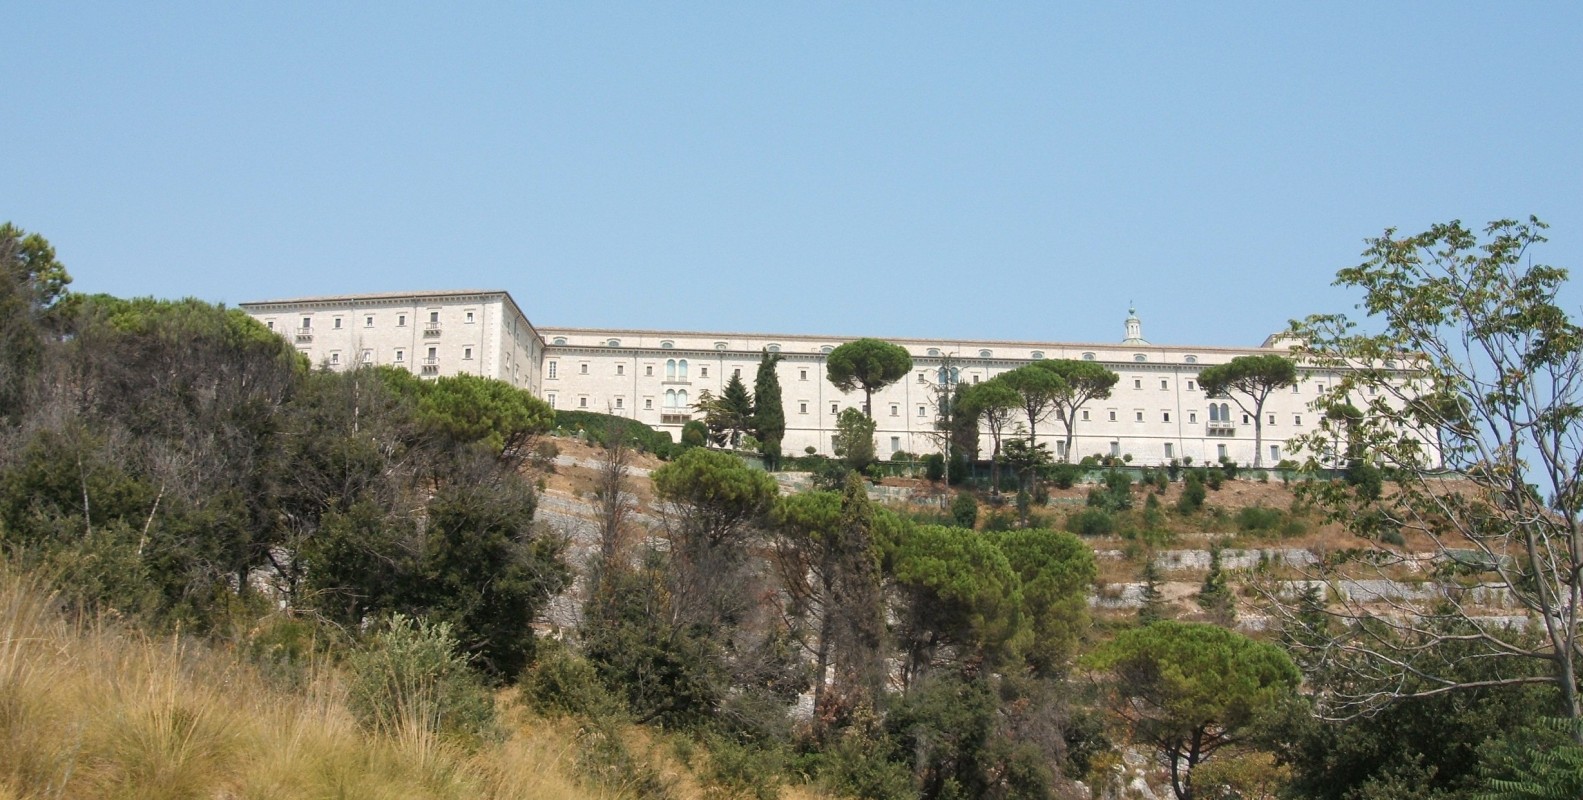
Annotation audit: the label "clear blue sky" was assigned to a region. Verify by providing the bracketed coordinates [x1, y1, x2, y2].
[4, 3, 1580, 346]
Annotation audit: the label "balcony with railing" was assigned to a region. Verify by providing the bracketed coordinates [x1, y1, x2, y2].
[294, 327, 313, 343]
[1206, 421, 1236, 437]
[421, 357, 439, 375]
[423, 323, 442, 337]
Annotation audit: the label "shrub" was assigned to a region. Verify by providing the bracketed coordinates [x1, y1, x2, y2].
[1067, 508, 1116, 537]
[1220, 459, 1239, 480]
[345, 614, 497, 742]
[1177, 472, 1206, 513]
[982, 509, 1018, 532]
[1086, 470, 1134, 512]
[924, 452, 945, 482]
[1203, 468, 1224, 491]
[1048, 463, 1081, 489]
[1167, 458, 1182, 482]
[1236, 505, 1284, 533]
[951, 492, 979, 529]
[522, 642, 624, 719]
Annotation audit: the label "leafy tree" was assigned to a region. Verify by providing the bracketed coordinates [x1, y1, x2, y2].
[419, 373, 553, 464]
[826, 338, 913, 418]
[1001, 437, 1052, 523]
[1287, 217, 1583, 729]
[1037, 359, 1120, 462]
[1086, 621, 1301, 800]
[889, 524, 1027, 687]
[832, 407, 877, 472]
[652, 447, 777, 629]
[681, 418, 709, 449]
[990, 528, 1096, 677]
[753, 349, 785, 469]
[0, 223, 71, 419]
[1197, 354, 1297, 468]
[700, 373, 755, 448]
[959, 379, 1020, 495]
[997, 364, 1065, 448]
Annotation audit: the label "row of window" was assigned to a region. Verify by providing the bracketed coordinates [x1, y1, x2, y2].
[314, 344, 474, 367]
[271, 309, 475, 332]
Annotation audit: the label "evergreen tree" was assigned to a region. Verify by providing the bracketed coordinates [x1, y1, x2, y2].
[752, 350, 785, 469]
[1139, 558, 1167, 624]
[1198, 546, 1235, 625]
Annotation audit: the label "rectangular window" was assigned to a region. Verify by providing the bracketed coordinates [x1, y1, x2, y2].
[615, 397, 624, 409]
[1217, 444, 1228, 460]
[644, 398, 653, 410]
[548, 361, 557, 379]
[463, 347, 473, 360]
[1056, 441, 1068, 459]
[616, 364, 625, 375]
[1293, 383, 1301, 393]
[700, 366, 709, 377]
[800, 369, 808, 381]
[1294, 415, 1302, 426]
[1242, 414, 1251, 424]
[1108, 410, 1117, 422]
[1189, 411, 1198, 423]
[1164, 442, 1174, 459]
[333, 317, 342, 329]
[646, 365, 654, 376]
[890, 404, 899, 417]
[1082, 409, 1090, 421]
[361, 349, 372, 363]
[579, 397, 588, 408]
[1110, 441, 1120, 457]
[398, 314, 407, 327]
[890, 436, 900, 453]
[580, 363, 588, 375]
[1317, 383, 1326, 393]
[732, 368, 740, 378]
[800, 402, 808, 414]
[1135, 410, 1144, 422]
[330, 352, 340, 365]
[1270, 445, 1281, 462]
[1268, 413, 1276, 425]
[1161, 379, 1168, 390]
[267, 320, 275, 330]
[394, 349, 404, 362]
[547, 393, 556, 408]
[831, 402, 838, 414]
[465, 311, 475, 324]
[1188, 380, 1196, 391]
[426, 346, 436, 359]
[918, 405, 927, 417]
[365, 315, 374, 327]
[301, 316, 311, 329]
[1134, 378, 1142, 390]
[1162, 411, 1171, 422]
[429, 311, 439, 324]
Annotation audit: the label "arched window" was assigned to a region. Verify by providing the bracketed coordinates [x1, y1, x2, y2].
[664, 390, 676, 408]
[677, 389, 688, 408]
[1209, 404, 1220, 422]
[979, 349, 993, 358]
[678, 359, 688, 380]
[606, 338, 620, 347]
[767, 344, 781, 353]
[660, 340, 674, 349]
[666, 359, 676, 380]
[1031, 351, 1044, 360]
[551, 336, 567, 345]
[820, 345, 833, 354]
[1184, 355, 1198, 364]
[927, 348, 941, 357]
[714, 342, 727, 351]
[1133, 353, 1147, 362]
[1082, 352, 1096, 361]
[937, 366, 959, 385]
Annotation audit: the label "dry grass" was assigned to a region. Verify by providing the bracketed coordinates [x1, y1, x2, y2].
[0, 569, 595, 800]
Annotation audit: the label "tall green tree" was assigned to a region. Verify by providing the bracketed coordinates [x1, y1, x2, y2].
[989, 528, 1096, 676]
[419, 373, 553, 465]
[753, 349, 785, 469]
[889, 523, 1027, 688]
[1197, 354, 1297, 467]
[0, 223, 71, 419]
[1287, 217, 1583, 731]
[1037, 359, 1120, 462]
[959, 379, 1020, 494]
[832, 407, 877, 472]
[998, 364, 1065, 449]
[1086, 621, 1301, 800]
[826, 338, 913, 418]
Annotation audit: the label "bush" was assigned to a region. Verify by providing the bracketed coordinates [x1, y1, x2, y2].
[1086, 470, 1133, 512]
[555, 409, 676, 454]
[1067, 508, 1116, 537]
[982, 509, 1018, 532]
[924, 452, 945, 482]
[1236, 505, 1284, 533]
[1203, 467, 1224, 491]
[1220, 459, 1239, 480]
[345, 614, 498, 742]
[1177, 472, 1207, 513]
[1048, 462, 1081, 489]
[522, 642, 624, 719]
[951, 492, 979, 529]
[1167, 459, 1182, 482]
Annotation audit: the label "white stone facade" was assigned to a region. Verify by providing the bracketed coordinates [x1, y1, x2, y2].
[242, 289, 1403, 467]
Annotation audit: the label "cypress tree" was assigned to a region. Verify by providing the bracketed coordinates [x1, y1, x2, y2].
[753, 350, 785, 469]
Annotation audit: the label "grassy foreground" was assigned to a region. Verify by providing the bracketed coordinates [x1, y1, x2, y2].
[0, 570, 603, 800]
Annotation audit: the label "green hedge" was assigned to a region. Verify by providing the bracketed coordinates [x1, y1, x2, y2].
[552, 410, 678, 457]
